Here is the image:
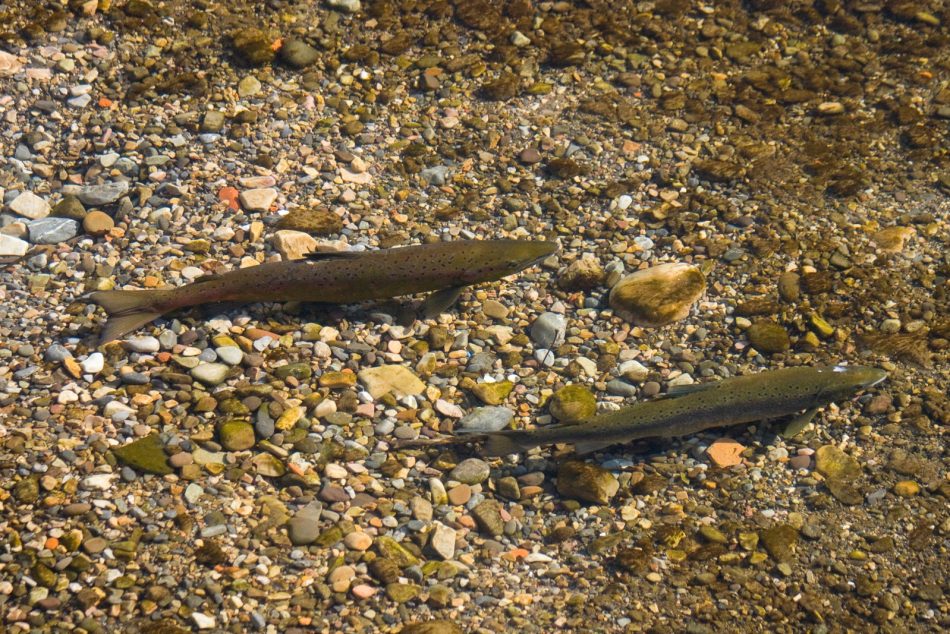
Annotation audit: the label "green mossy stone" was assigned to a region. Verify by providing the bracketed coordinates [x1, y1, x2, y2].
[113, 434, 173, 475]
[218, 420, 256, 451]
[549, 384, 597, 422]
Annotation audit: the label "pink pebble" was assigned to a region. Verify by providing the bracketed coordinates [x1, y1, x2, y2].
[351, 584, 377, 599]
[789, 455, 812, 470]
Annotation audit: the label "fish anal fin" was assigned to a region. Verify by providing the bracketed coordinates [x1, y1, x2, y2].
[99, 310, 164, 345]
[574, 439, 617, 455]
[781, 407, 819, 439]
[303, 250, 361, 261]
[482, 432, 525, 457]
[89, 289, 172, 343]
[420, 285, 466, 319]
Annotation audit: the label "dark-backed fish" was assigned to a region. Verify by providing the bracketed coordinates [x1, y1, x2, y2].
[413, 365, 887, 456]
[88, 239, 557, 343]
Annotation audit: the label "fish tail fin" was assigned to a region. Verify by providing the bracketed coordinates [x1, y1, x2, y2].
[87, 290, 173, 343]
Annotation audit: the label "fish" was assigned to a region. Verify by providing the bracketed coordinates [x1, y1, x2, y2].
[413, 365, 887, 456]
[87, 239, 557, 343]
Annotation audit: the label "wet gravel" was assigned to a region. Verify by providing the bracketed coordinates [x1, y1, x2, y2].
[0, 1, 947, 632]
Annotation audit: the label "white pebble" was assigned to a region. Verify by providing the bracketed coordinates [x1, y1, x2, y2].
[80, 352, 104, 374]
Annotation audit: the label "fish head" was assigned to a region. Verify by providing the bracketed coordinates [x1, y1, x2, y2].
[819, 365, 888, 399]
[464, 239, 559, 282]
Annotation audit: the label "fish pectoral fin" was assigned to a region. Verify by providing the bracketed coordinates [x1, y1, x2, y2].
[419, 285, 466, 319]
[574, 439, 618, 455]
[781, 407, 820, 439]
[303, 250, 361, 260]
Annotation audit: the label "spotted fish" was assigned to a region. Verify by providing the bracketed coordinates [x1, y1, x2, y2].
[414, 365, 887, 456]
[88, 239, 557, 343]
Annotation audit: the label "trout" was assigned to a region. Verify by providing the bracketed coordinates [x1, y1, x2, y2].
[413, 365, 887, 456]
[88, 239, 557, 343]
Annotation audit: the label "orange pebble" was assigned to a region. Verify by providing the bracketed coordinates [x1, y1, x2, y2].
[98, 96, 113, 108]
[218, 187, 240, 211]
[45, 537, 59, 550]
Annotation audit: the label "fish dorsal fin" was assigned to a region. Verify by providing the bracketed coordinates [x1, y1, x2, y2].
[303, 250, 361, 261]
[665, 381, 718, 397]
[574, 439, 618, 455]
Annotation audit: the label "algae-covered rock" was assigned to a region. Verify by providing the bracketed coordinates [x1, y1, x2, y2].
[400, 621, 464, 634]
[375, 536, 420, 568]
[816, 445, 864, 505]
[759, 524, 799, 563]
[549, 384, 597, 422]
[218, 420, 256, 451]
[274, 362, 312, 381]
[747, 321, 791, 353]
[471, 380, 513, 405]
[113, 434, 172, 475]
[815, 445, 861, 480]
[558, 256, 605, 291]
[275, 206, 343, 235]
[386, 582, 422, 603]
[251, 453, 285, 477]
[471, 499, 505, 537]
[231, 27, 277, 66]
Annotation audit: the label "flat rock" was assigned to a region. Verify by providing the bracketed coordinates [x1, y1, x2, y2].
[457, 406, 513, 433]
[276, 206, 343, 235]
[531, 312, 566, 348]
[471, 380, 513, 405]
[238, 75, 262, 97]
[815, 445, 862, 480]
[375, 536, 420, 567]
[0, 50, 24, 76]
[251, 453, 285, 477]
[558, 255, 605, 291]
[279, 38, 321, 68]
[400, 621, 463, 634]
[239, 187, 278, 212]
[112, 434, 172, 475]
[190, 363, 231, 386]
[556, 460, 619, 505]
[609, 263, 706, 327]
[872, 226, 915, 253]
[706, 438, 745, 467]
[0, 235, 29, 257]
[272, 230, 317, 260]
[358, 365, 425, 399]
[448, 458, 490, 485]
[619, 360, 649, 382]
[759, 524, 799, 563]
[9, 191, 50, 219]
[428, 523, 456, 560]
[63, 181, 129, 205]
[471, 499, 504, 537]
[28, 218, 79, 244]
[287, 503, 323, 545]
